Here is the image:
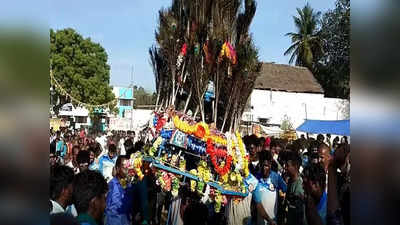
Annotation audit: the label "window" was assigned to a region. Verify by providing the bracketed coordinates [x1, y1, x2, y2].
[75, 116, 87, 123]
[119, 99, 132, 106]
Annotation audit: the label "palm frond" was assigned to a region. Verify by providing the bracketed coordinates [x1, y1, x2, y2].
[288, 47, 299, 65]
[284, 41, 299, 56]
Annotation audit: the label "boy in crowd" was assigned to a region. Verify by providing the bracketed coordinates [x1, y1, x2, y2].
[66, 146, 81, 174]
[285, 151, 306, 225]
[253, 151, 287, 225]
[88, 146, 100, 171]
[269, 139, 283, 173]
[76, 150, 91, 173]
[246, 135, 260, 175]
[73, 170, 108, 225]
[50, 143, 61, 167]
[50, 165, 75, 215]
[56, 131, 68, 158]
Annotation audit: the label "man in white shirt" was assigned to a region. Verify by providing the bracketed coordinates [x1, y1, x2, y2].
[95, 132, 108, 156]
[50, 165, 75, 215]
[118, 136, 126, 155]
[253, 151, 287, 225]
[99, 144, 118, 182]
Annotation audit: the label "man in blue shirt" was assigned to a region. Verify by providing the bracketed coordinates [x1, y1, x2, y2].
[99, 144, 118, 182]
[105, 155, 134, 225]
[302, 163, 327, 225]
[253, 151, 287, 225]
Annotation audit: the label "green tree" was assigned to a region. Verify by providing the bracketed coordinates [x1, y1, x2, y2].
[50, 28, 116, 114]
[133, 86, 156, 106]
[316, 0, 350, 99]
[284, 3, 323, 70]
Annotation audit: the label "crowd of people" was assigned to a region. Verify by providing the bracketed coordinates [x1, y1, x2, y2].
[50, 127, 350, 225]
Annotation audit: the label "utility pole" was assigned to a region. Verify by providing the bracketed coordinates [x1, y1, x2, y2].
[131, 65, 134, 131]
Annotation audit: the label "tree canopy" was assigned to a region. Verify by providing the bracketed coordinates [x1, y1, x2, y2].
[133, 86, 156, 106]
[284, 3, 323, 70]
[316, 0, 350, 99]
[285, 0, 350, 99]
[50, 28, 116, 114]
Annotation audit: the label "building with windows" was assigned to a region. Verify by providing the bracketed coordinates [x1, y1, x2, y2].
[244, 63, 349, 136]
[57, 103, 91, 129]
[109, 86, 153, 131]
[112, 86, 134, 118]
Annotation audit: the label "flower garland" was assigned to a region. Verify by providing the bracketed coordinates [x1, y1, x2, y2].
[197, 160, 211, 183]
[207, 134, 227, 146]
[179, 157, 186, 171]
[149, 136, 162, 156]
[119, 178, 128, 189]
[126, 152, 144, 182]
[194, 122, 210, 138]
[226, 133, 237, 166]
[235, 131, 249, 177]
[173, 115, 210, 138]
[230, 133, 242, 171]
[173, 115, 227, 145]
[219, 173, 229, 184]
[196, 160, 211, 195]
[214, 190, 223, 213]
[156, 171, 172, 192]
[155, 170, 180, 196]
[209, 189, 229, 213]
[173, 116, 196, 134]
[171, 154, 179, 167]
[171, 176, 180, 197]
[206, 139, 232, 176]
[189, 169, 197, 192]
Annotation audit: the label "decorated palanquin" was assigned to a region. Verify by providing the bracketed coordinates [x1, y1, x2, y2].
[125, 109, 253, 212]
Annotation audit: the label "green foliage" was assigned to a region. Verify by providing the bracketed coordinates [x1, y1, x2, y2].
[50, 28, 115, 112]
[133, 86, 156, 106]
[284, 3, 323, 70]
[285, 0, 350, 99]
[316, 0, 350, 99]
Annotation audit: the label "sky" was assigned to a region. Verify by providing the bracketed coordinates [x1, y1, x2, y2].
[49, 0, 336, 93]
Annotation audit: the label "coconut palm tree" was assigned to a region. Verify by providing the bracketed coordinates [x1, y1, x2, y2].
[284, 3, 323, 70]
